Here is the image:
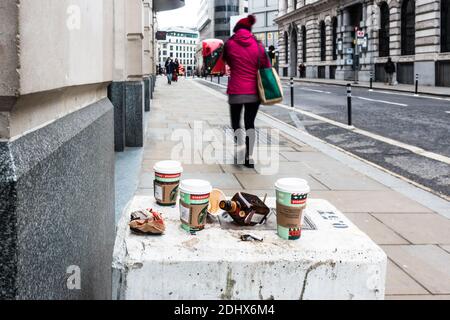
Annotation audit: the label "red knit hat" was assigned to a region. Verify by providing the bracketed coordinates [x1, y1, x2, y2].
[233, 15, 256, 33]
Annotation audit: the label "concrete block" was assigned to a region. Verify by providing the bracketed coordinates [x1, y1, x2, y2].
[113, 196, 387, 300]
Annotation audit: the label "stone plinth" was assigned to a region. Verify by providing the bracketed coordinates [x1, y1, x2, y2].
[113, 196, 387, 300]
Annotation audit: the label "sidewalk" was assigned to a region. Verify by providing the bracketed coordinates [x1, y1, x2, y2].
[134, 76, 450, 300]
[280, 76, 450, 97]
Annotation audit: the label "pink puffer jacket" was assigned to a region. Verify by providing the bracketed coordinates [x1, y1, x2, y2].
[223, 29, 271, 95]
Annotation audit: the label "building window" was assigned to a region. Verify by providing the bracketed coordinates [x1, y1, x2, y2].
[284, 31, 289, 63]
[301, 26, 307, 63]
[320, 21, 326, 61]
[401, 0, 415, 56]
[442, 0, 450, 52]
[215, 5, 239, 12]
[332, 17, 338, 60]
[379, 2, 390, 57]
[215, 30, 230, 37]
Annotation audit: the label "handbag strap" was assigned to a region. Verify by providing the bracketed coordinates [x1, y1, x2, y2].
[254, 37, 272, 70]
[254, 37, 263, 70]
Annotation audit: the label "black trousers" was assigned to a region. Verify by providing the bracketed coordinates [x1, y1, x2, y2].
[230, 102, 260, 159]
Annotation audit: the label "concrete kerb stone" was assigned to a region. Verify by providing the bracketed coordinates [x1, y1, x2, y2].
[280, 77, 450, 98]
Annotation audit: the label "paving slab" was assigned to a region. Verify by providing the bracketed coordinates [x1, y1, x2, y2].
[311, 171, 387, 191]
[220, 189, 276, 197]
[440, 245, 450, 254]
[385, 294, 450, 300]
[384, 260, 428, 295]
[234, 173, 329, 191]
[309, 191, 434, 213]
[180, 172, 242, 189]
[373, 213, 450, 245]
[344, 213, 409, 245]
[382, 245, 450, 294]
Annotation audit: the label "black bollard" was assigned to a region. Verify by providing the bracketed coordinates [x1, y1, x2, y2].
[218, 75, 220, 84]
[415, 74, 419, 95]
[369, 72, 373, 90]
[347, 84, 352, 126]
[290, 77, 294, 108]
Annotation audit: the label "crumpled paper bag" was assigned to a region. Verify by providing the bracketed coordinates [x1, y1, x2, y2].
[129, 208, 165, 235]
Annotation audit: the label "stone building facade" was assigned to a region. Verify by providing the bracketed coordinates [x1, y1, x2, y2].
[0, 0, 183, 300]
[276, 0, 450, 87]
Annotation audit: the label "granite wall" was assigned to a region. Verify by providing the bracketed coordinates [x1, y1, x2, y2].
[0, 98, 115, 300]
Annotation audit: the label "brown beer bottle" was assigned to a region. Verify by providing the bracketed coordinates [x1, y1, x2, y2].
[219, 192, 270, 226]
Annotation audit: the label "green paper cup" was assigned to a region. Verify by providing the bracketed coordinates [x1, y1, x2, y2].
[179, 179, 212, 232]
[275, 178, 310, 240]
[153, 161, 183, 206]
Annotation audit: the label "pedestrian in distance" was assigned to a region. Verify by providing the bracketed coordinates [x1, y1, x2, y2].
[165, 57, 175, 85]
[298, 62, 306, 78]
[268, 45, 277, 70]
[222, 14, 271, 169]
[384, 57, 396, 86]
[173, 58, 180, 82]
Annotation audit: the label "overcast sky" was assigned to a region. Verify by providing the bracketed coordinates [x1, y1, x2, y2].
[157, 0, 201, 29]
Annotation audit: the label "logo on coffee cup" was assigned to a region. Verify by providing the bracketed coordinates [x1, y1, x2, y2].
[289, 228, 301, 239]
[191, 194, 210, 201]
[291, 193, 307, 205]
[155, 173, 181, 179]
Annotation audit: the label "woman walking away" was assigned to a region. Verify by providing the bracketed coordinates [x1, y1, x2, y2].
[222, 14, 271, 168]
[173, 58, 180, 82]
[165, 57, 174, 85]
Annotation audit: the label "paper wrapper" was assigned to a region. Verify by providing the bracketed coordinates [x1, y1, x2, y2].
[129, 209, 166, 235]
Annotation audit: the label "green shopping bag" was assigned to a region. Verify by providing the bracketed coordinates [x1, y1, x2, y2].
[255, 39, 283, 105]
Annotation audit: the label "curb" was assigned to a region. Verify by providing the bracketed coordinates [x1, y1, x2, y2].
[280, 77, 450, 98]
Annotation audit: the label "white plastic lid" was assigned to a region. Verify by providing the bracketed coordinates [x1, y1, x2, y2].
[275, 178, 310, 194]
[153, 160, 183, 174]
[179, 179, 212, 195]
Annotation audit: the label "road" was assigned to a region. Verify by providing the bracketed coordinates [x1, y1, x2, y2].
[196, 76, 450, 199]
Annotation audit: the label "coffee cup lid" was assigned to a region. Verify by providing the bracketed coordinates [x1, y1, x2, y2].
[275, 178, 310, 194]
[153, 160, 183, 174]
[180, 179, 212, 195]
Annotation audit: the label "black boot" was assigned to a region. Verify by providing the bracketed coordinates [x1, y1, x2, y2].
[244, 136, 255, 169]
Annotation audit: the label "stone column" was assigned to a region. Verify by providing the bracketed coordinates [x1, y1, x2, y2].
[125, 0, 145, 148]
[415, 0, 440, 86]
[143, 1, 152, 112]
[109, 0, 127, 151]
[336, 7, 355, 80]
[306, 20, 320, 78]
[389, 2, 401, 58]
[287, 0, 294, 13]
[279, 0, 287, 16]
